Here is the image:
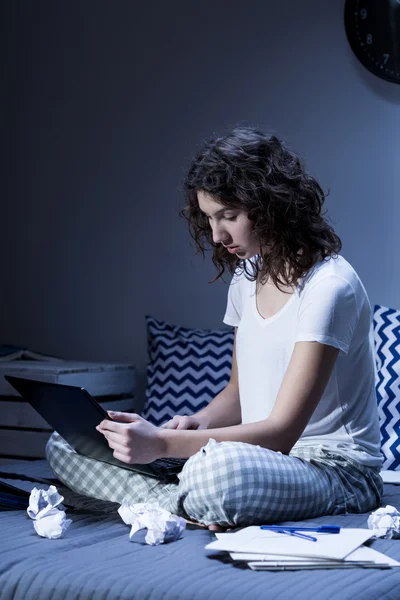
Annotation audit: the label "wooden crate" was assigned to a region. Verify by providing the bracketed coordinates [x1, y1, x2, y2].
[0, 361, 137, 461]
[0, 395, 136, 460]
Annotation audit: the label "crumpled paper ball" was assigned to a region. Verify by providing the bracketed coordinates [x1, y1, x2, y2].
[27, 486, 72, 539]
[118, 500, 186, 546]
[367, 504, 400, 539]
[32, 509, 72, 539]
[27, 485, 64, 519]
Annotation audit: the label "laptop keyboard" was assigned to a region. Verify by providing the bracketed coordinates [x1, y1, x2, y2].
[152, 456, 187, 470]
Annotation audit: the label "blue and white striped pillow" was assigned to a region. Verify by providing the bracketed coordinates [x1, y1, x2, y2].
[374, 304, 400, 470]
[142, 316, 234, 427]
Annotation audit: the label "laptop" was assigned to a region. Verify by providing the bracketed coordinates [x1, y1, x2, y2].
[4, 375, 186, 483]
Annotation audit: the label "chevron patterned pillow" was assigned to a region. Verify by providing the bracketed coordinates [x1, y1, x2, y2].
[374, 304, 400, 469]
[142, 316, 234, 427]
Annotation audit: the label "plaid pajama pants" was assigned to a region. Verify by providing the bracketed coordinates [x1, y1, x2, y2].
[45, 432, 383, 527]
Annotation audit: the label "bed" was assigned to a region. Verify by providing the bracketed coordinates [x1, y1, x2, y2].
[1, 459, 400, 600]
[1, 304, 400, 600]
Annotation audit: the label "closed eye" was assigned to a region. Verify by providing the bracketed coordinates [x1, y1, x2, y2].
[207, 215, 237, 221]
[204, 213, 237, 222]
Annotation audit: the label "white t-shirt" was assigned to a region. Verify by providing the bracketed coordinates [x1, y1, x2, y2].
[223, 254, 383, 468]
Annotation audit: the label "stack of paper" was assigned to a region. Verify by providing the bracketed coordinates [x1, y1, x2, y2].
[205, 526, 400, 571]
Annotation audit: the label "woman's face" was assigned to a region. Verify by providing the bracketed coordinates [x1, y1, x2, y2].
[197, 191, 261, 259]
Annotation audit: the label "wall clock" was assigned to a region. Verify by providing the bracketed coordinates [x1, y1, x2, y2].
[344, 0, 400, 84]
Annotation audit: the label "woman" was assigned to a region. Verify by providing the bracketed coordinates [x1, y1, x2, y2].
[46, 126, 383, 530]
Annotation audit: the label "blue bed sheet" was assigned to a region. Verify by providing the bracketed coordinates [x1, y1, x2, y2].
[1, 460, 400, 600]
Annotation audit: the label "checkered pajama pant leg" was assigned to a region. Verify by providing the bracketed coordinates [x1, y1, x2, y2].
[45, 432, 178, 506]
[46, 433, 382, 527]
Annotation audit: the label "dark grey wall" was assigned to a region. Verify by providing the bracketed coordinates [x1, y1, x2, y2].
[2, 1, 400, 408]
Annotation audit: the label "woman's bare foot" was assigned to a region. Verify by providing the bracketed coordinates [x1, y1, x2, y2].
[207, 524, 232, 532]
[173, 514, 232, 532]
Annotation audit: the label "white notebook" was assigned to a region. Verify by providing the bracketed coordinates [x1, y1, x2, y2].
[230, 545, 400, 568]
[205, 527, 373, 560]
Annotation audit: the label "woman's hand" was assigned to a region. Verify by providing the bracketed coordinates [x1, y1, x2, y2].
[96, 411, 167, 464]
[161, 414, 209, 430]
[98, 412, 231, 532]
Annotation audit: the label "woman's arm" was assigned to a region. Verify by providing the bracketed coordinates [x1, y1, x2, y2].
[161, 328, 241, 430]
[96, 340, 339, 464]
[194, 328, 241, 429]
[159, 340, 339, 458]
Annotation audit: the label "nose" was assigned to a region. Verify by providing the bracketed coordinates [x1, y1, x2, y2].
[210, 221, 229, 245]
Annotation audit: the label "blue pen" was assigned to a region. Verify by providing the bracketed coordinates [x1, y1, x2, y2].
[276, 529, 317, 542]
[260, 525, 341, 534]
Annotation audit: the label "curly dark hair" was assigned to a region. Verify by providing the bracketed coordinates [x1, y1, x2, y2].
[180, 125, 342, 289]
